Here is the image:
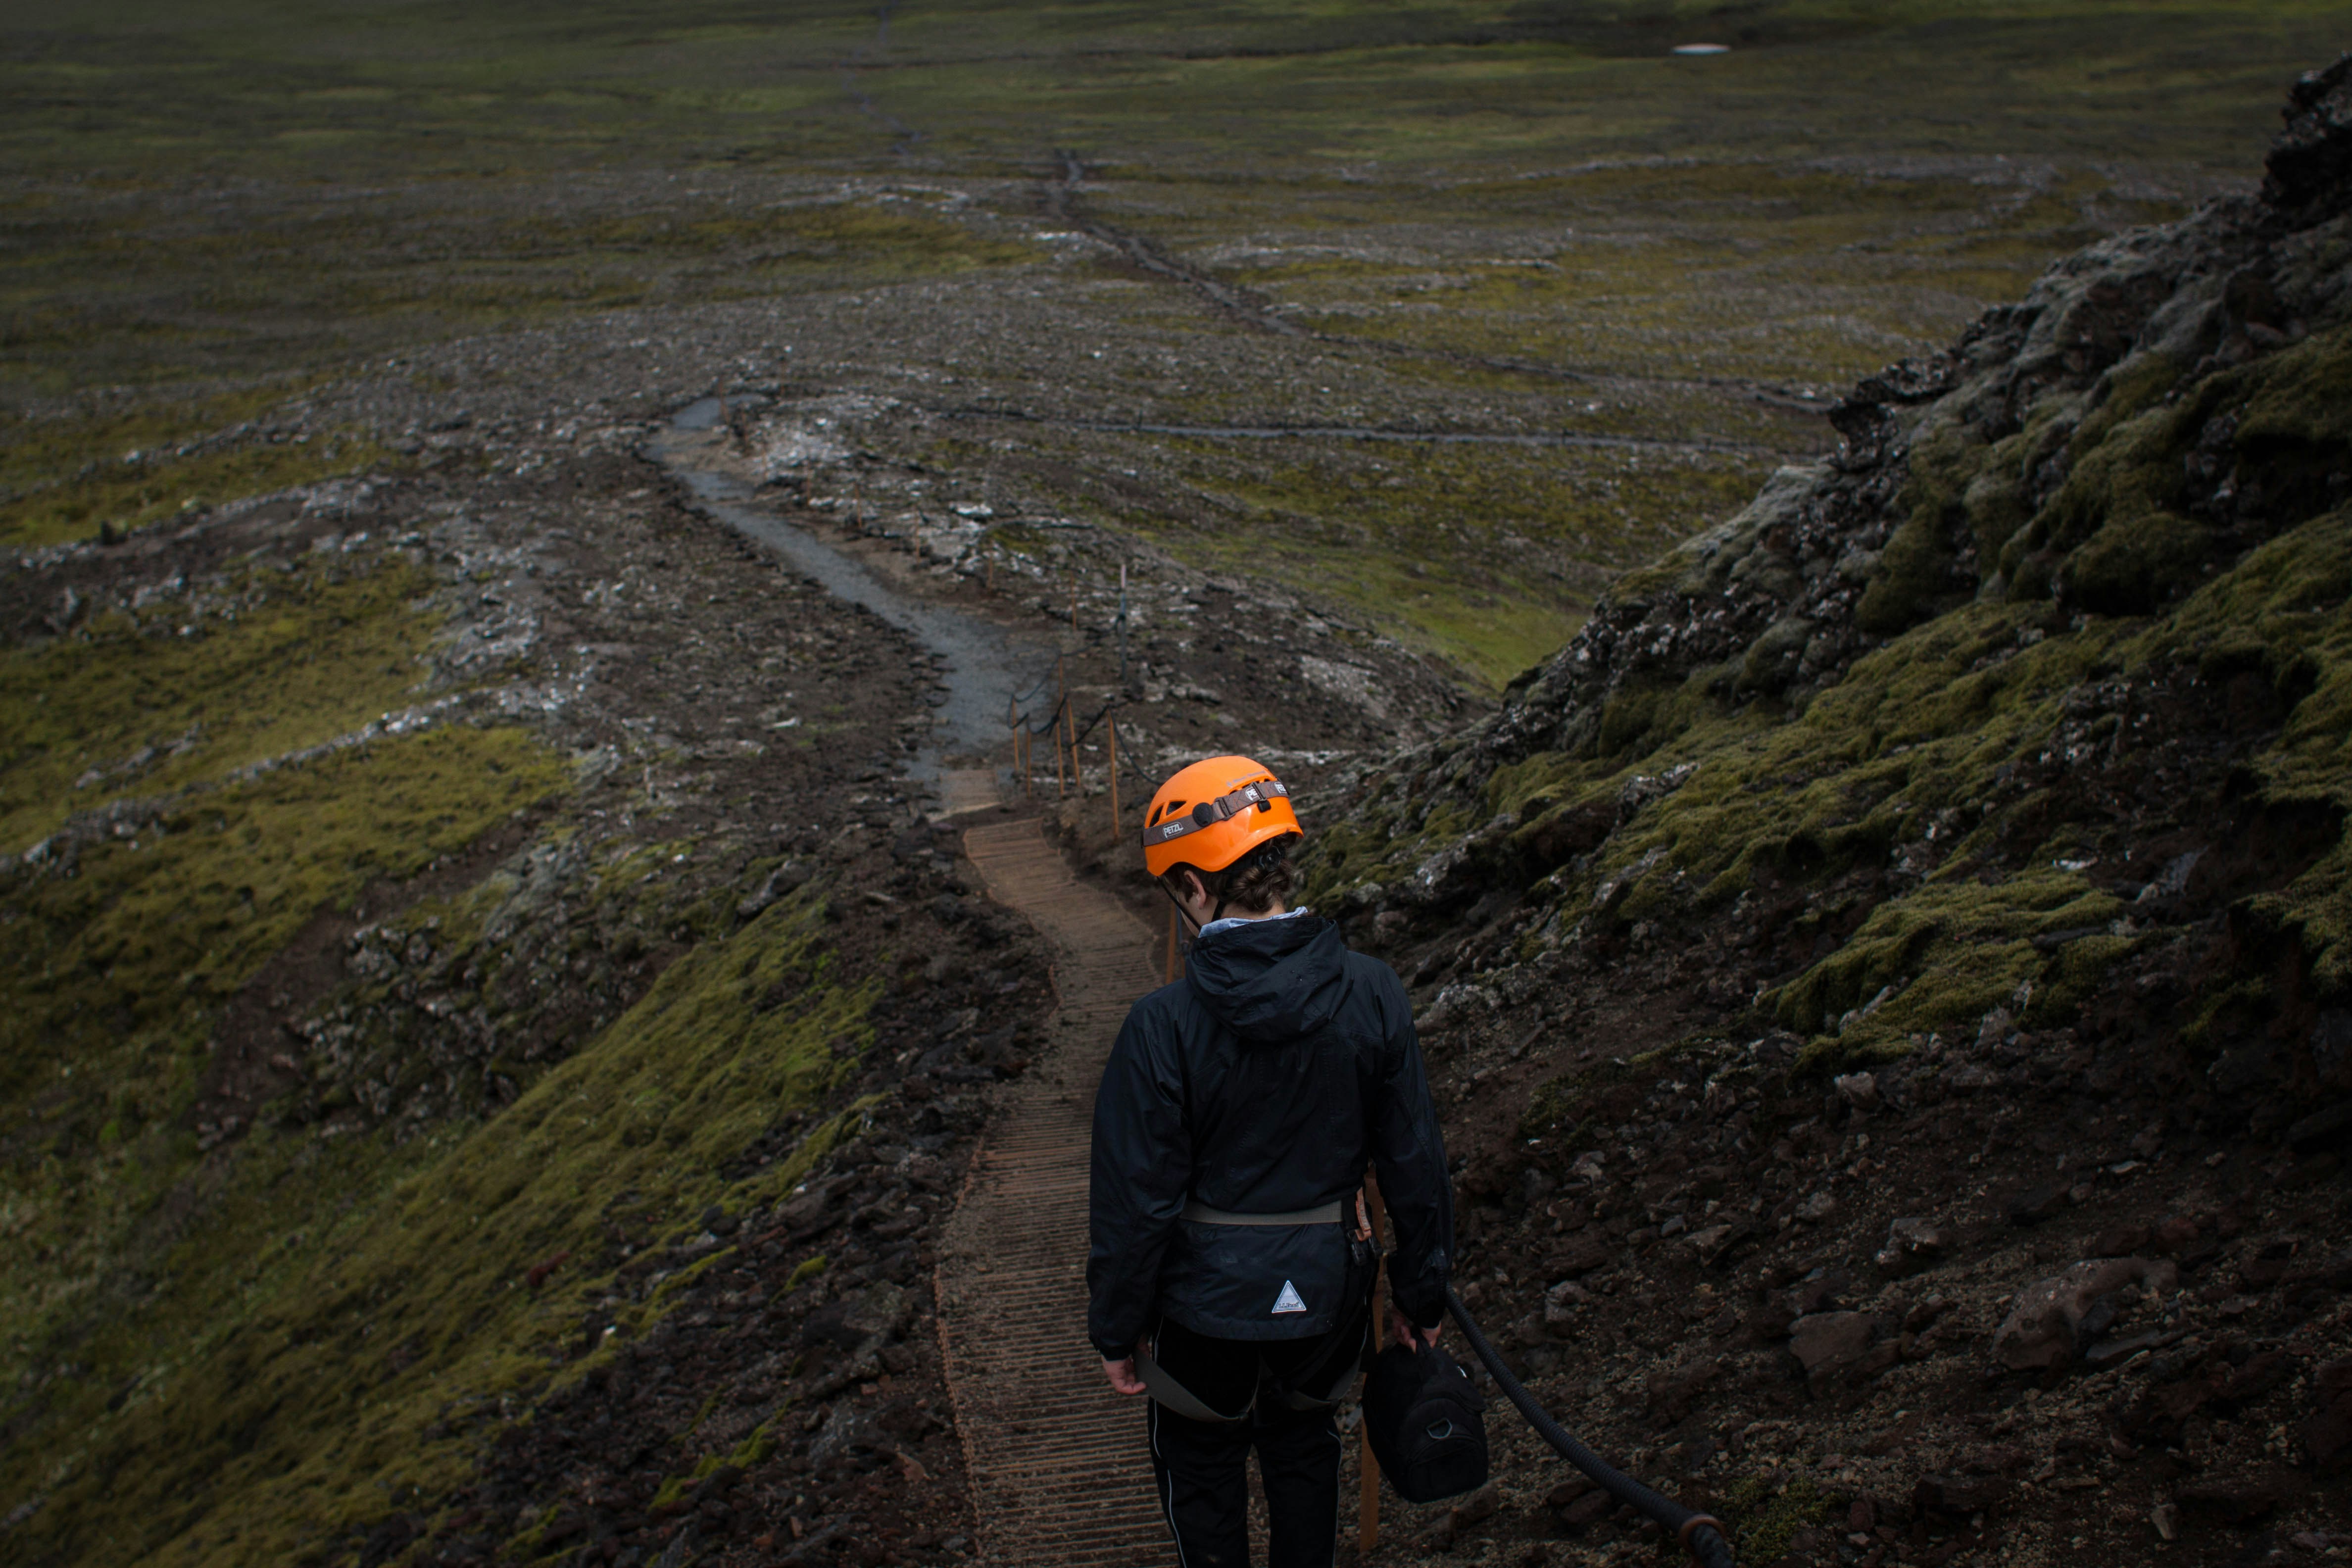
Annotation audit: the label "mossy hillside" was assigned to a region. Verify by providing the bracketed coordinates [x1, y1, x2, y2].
[0, 727, 568, 1389]
[1308, 483, 2352, 1062]
[2165, 507, 2352, 994]
[1001, 429, 1769, 689]
[3, 382, 301, 515]
[0, 424, 398, 550]
[1231, 162, 2186, 391]
[1886, 322, 2352, 622]
[7, 892, 878, 1568]
[0, 555, 447, 851]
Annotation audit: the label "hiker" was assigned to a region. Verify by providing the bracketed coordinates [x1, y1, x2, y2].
[1087, 754, 1455, 1568]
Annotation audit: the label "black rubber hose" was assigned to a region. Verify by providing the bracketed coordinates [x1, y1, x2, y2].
[1444, 1284, 1735, 1568]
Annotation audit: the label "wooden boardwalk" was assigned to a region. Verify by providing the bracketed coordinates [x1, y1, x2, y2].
[935, 817, 1170, 1565]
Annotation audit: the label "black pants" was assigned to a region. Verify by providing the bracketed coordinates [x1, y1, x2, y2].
[1145, 1318, 1358, 1568]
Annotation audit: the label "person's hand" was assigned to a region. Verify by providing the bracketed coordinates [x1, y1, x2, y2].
[1388, 1305, 1440, 1352]
[1103, 1354, 1146, 1395]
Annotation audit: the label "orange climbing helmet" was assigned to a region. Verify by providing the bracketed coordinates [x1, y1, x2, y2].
[1141, 754, 1302, 879]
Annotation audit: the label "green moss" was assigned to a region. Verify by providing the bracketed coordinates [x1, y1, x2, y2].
[2233, 323, 2352, 454]
[2160, 506, 2352, 991]
[1086, 436, 1764, 689]
[5, 891, 876, 1568]
[0, 555, 444, 851]
[785, 1254, 829, 1291]
[0, 427, 400, 549]
[1773, 873, 2126, 1064]
[1720, 1473, 1832, 1564]
[516, 199, 1038, 275]
[2, 382, 301, 496]
[2060, 508, 2214, 615]
[0, 726, 569, 1372]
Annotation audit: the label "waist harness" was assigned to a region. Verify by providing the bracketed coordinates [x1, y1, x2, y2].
[1135, 1195, 1372, 1425]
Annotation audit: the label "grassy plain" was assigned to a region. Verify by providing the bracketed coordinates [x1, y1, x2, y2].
[10, 1, 2350, 672]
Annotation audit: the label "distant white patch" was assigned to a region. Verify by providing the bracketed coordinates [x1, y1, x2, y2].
[1298, 656, 1390, 721]
[757, 424, 851, 475]
[1672, 42, 1730, 54]
[1273, 1280, 1308, 1315]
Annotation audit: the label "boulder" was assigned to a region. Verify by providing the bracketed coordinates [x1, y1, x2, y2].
[1834, 1072, 1881, 1113]
[1993, 1257, 2179, 1372]
[2005, 1183, 2067, 1225]
[2177, 1467, 2297, 1523]
[1789, 1311, 1893, 1391]
[1876, 1217, 1944, 1271]
[1549, 1230, 1613, 1276]
[1542, 1278, 1590, 1324]
[1913, 1473, 2013, 1519]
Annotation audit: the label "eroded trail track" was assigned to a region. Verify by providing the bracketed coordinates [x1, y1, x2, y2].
[937, 818, 1168, 1565]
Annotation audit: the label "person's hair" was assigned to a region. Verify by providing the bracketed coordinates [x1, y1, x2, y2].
[1162, 836, 1297, 915]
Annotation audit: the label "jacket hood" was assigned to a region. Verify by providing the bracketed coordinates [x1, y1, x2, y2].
[1184, 914, 1348, 1044]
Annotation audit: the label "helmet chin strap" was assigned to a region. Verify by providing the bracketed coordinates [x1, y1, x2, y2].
[1158, 874, 1224, 936]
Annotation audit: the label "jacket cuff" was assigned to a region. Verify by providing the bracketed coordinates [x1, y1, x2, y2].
[1390, 1278, 1447, 1329]
[1095, 1341, 1136, 1362]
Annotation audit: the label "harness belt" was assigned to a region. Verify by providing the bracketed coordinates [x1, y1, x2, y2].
[1181, 1199, 1343, 1226]
[1135, 1345, 1251, 1424]
[1135, 1334, 1365, 1426]
[1136, 1193, 1370, 1425]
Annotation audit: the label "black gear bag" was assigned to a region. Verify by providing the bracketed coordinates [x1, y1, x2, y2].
[1361, 1339, 1489, 1503]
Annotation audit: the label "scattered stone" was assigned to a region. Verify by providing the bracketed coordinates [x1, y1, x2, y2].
[1788, 1311, 1891, 1391]
[737, 860, 814, 920]
[1791, 1268, 1853, 1317]
[1876, 1217, 1944, 1270]
[1542, 1279, 1590, 1323]
[1913, 1473, 2013, 1519]
[1549, 1231, 1613, 1275]
[2006, 1184, 2067, 1226]
[2083, 1328, 2170, 1368]
[2177, 1469, 2294, 1522]
[1994, 1257, 2180, 1372]
[2092, 1224, 2153, 1257]
[1544, 1476, 1595, 1509]
[1646, 1356, 1720, 1419]
[1833, 1072, 1880, 1113]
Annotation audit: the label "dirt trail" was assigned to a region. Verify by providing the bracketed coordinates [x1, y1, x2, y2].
[936, 816, 1169, 1565]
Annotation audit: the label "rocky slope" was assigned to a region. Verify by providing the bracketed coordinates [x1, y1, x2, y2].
[1296, 55, 2352, 1568]
[0, 352, 1073, 1567]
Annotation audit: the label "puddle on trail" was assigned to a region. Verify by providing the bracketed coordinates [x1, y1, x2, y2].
[650, 396, 1054, 788]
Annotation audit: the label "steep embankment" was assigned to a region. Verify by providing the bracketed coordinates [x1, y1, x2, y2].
[0, 391, 1054, 1566]
[1303, 58, 2352, 1566]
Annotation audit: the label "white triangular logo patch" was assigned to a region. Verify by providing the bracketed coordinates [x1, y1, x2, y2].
[1272, 1280, 1308, 1315]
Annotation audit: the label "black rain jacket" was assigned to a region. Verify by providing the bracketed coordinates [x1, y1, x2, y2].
[1086, 913, 1453, 1359]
